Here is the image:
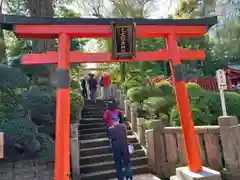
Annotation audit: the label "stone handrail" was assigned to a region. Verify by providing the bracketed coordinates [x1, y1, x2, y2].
[110, 85, 240, 180]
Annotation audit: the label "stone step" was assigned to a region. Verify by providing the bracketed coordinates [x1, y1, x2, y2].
[80, 157, 147, 174]
[79, 127, 106, 134]
[80, 149, 146, 165]
[79, 122, 131, 131]
[79, 122, 106, 130]
[79, 130, 133, 140]
[82, 111, 104, 115]
[82, 114, 103, 118]
[80, 118, 103, 124]
[80, 165, 149, 180]
[79, 101, 150, 179]
[79, 132, 106, 140]
[80, 143, 142, 157]
[79, 129, 133, 138]
[79, 128, 133, 136]
[83, 108, 106, 113]
[80, 136, 138, 149]
[84, 99, 107, 104]
[83, 104, 106, 108]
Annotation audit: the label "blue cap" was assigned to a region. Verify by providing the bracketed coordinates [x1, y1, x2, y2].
[112, 114, 118, 120]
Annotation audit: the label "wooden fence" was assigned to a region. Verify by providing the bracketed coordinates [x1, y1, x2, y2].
[146, 76, 225, 92]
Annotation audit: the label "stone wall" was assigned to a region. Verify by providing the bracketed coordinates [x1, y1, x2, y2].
[0, 159, 54, 180]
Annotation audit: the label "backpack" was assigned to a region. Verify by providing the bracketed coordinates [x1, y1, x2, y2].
[90, 78, 97, 90]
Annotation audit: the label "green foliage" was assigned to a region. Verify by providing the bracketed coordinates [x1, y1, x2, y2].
[2, 0, 87, 161]
[37, 133, 54, 161]
[70, 91, 84, 123]
[122, 79, 141, 92]
[156, 81, 175, 97]
[186, 83, 204, 94]
[0, 38, 6, 62]
[10, 57, 49, 77]
[0, 66, 29, 119]
[5, 32, 32, 58]
[0, 65, 29, 88]
[223, 92, 240, 117]
[0, 118, 41, 152]
[170, 104, 213, 126]
[143, 97, 170, 123]
[23, 87, 54, 111]
[127, 86, 150, 102]
[127, 81, 240, 126]
[71, 79, 80, 89]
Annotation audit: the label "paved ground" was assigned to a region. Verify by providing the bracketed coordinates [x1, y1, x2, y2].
[110, 173, 161, 180]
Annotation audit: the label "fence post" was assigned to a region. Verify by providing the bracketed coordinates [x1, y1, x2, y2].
[109, 85, 112, 98]
[119, 92, 125, 110]
[130, 105, 137, 132]
[113, 85, 117, 99]
[116, 89, 120, 103]
[124, 99, 129, 119]
[70, 123, 80, 180]
[137, 117, 146, 147]
[153, 121, 165, 177]
[218, 116, 240, 179]
[146, 129, 156, 173]
[124, 100, 131, 120]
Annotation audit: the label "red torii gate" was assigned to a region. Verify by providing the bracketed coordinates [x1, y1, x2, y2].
[0, 15, 217, 180]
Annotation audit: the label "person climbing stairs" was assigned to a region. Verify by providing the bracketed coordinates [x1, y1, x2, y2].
[79, 100, 149, 180]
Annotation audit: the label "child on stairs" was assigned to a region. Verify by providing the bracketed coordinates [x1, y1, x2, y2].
[103, 99, 124, 139]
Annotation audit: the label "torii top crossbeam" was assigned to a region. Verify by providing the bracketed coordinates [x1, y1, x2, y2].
[1, 15, 217, 38]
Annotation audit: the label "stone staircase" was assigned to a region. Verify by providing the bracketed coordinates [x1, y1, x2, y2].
[79, 100, 149, 180]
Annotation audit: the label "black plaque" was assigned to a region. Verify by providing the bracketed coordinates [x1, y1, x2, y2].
[112, 22, 136, 59]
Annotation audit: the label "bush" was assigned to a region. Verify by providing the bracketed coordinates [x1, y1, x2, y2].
[156, 80, 174, 97]
[0, 118, 41, 153]
[225, 92, 240, 118]
[127, 86, 150, 102]
[37, 133, 54, 161]
[186, 83, 205, 96]
[170, 104, 213, 126]
[70, 91, 84, 123]
[143, 97, 168, 118]
[23, 86, 54, 111]
[71, 79, 80, 89]
[122, 79, 141, 92]
[0, 65, 29, 89]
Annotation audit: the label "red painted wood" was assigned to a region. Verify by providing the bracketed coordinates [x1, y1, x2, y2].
[54, 34, 71, 180]
[15, 24, 207, 38]
[21, 49, 205, 64]
[166, 33, 203, 172]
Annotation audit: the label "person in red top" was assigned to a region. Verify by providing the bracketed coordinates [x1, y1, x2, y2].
[103, 99, 124, 139]
[103, 72, 111, 100]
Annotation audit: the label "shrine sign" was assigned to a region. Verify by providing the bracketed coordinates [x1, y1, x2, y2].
[112, 22, 136, 59]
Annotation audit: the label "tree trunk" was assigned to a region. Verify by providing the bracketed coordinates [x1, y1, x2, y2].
[120, 62, 126, 82]
[24, 0, 56, 84]
[0, 1, 6, 62]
